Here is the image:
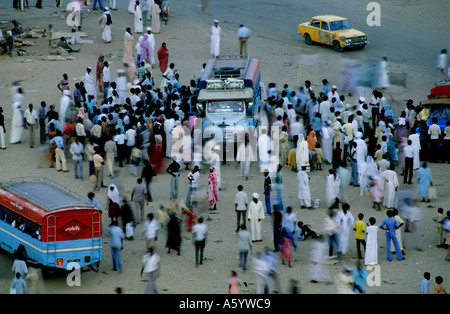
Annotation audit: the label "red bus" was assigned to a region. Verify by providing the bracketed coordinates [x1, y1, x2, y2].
[0, 177, 102, 271]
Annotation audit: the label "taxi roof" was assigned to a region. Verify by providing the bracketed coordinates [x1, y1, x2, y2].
[312, 15, 347, 22]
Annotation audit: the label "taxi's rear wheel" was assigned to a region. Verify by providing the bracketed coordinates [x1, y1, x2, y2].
[333, 41, 343, 53]
[304, 34, 312, 45]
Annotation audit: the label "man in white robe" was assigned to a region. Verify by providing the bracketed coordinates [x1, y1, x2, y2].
[296, 133, 309, 168]
[85, 67, 97, 104]
[146, 27, 156, 66]
[164, 115, 175, 157]
[209, 146, 222, 189]
[381, 166, 399, 209]
[210, 19, 221, 57]
[247, 193, 265, 242]
[258, 127, 271, 172]
[297, 167, 311, 208]
[59, 90, 71, 131]
[408, 132, 421, 170]
[354, 132, 367, 186]
[321, 122, 334, 164]
[99, 7, 112, 43]
[336, 204, 354, 256]
[326, 169, 340, 208]
[134, 1, 143, 34]
[150, 1, 161, 34]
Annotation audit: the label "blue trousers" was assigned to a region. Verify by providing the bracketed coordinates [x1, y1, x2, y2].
[111, 246, 122, 271]
[93, 0, 104, 9]
[385, 233, 403, 261]
[264, 189, 271, 215]
[350, 159, 358, 185]
[328, 232, 340, 257]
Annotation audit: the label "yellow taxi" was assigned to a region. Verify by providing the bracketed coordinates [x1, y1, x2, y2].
[298, 15, 368, 52]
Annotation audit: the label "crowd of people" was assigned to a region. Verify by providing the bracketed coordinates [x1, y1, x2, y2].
[2, 1, 449, 295]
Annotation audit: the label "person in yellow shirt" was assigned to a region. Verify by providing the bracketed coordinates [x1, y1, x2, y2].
[353, 213, 366, 260]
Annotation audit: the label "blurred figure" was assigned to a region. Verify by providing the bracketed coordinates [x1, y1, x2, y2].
[419, 272, 431, 294]
[10, 272, 26, 294]
[251, 252, 269, 294]
[309, 236, 332, 283]
[261, 247, 280, 293]
[404, 200, 422, 251]
[378, 57, 390, 89]
[227, 270, 244, 294]
[437, 49, 448, 80]
[25, 267, 46, 294]
[390, 209, 405, 255]
[433, 276, 447, 294]
[141, 246, 160, 294]
[352, 261, 367, 294]
[324, 210, 340, 258]
[417, 162, 433, 203]
[334, 265, 354, 294]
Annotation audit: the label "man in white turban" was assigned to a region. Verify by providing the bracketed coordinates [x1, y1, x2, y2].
[247, 193, 265, 242]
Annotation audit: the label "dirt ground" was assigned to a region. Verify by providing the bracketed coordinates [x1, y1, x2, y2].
[0, 0, 448, 294]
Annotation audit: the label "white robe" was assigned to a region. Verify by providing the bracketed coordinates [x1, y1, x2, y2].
[326, 174, 340, 207]
[134, 5, 143, 34]
[85, 72, 97, 103]
[128, 0, 136, 13]
[9, 102, 23, 144]
[59, 95, 70, 128]
[359, 156, 378, 196]
[147, 33, 156, 65]
[381, 169, 398, 208]
[364, 225, 378, 265]
[309, 240, 332, 282]
[100, 12, 112, 43]
[164, 118, 175, 157]
[408, 133, 421, 169]
[297, 170, 311, 207]
[209, 151, 222, 189]
[210, 25, 221, 57]
[378, 60, 390, 88]
[322, 126, 334, 164]
[248, 200, 265, 241]
[296, 134, 309, 167]
[336, 210, 354, 255]
[236, 143, 254, 178]
[258, 133, 271, 172]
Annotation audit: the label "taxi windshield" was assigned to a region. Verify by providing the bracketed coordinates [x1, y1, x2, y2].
[207, 101, 245, 114]
[329, 20, 352, 31]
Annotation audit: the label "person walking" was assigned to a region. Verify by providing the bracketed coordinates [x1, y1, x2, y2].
[141, 246, 160, 294]
[142, 213, 160, 251]
[186, 166, 200, 208]
[417, 162, 433, 203]
[403, 139, 414, 184]
[107, 220, 124, 272]
[236, 224, 252, 271]
[234, 185, 248, 232]
[193, 216, 208, 267]
[166, 156, 180, 200]
[131, 178, 149, 224]
[364, 217, 378, 265]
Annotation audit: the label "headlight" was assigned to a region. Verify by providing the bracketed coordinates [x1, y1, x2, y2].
[345, 39, 351, 43]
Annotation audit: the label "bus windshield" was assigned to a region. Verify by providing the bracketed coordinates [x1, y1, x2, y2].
[207, 101, 245, 114]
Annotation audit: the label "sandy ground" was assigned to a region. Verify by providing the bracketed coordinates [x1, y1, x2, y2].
[0, 0, 448, 294]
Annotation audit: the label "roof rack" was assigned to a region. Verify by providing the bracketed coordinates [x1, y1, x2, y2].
[208, 55, 251, 80]
[0, 177, 94, 212]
